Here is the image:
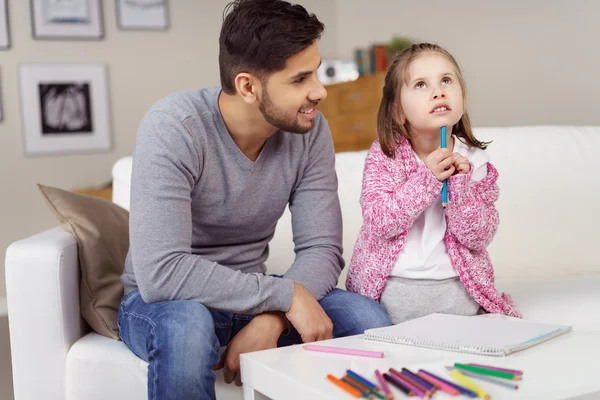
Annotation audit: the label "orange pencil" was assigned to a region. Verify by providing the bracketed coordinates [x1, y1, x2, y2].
[327, 374, 364, 398]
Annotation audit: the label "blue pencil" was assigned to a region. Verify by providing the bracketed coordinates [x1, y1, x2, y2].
[440, 126, 448, 208]
[346, 369, 378, 391]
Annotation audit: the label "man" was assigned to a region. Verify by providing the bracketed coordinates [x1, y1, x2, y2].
[118, 0, 392, 398]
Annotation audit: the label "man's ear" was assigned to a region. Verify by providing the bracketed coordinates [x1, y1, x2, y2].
[234, 73, 260, 105]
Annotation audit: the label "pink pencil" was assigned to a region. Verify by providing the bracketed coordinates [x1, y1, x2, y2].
[374, 369, 394, 400]
[302, 344, 384, 358]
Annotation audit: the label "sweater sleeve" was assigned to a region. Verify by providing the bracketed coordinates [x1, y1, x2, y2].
[129, 111, 294, 314]
[361, 143, 443, 239]
[283, 115, 344, 300]
[445, 162, 500, 251]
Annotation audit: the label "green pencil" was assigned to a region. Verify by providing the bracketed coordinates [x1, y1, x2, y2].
[445, 367, 519, 390]
[454, 363, 521, 381]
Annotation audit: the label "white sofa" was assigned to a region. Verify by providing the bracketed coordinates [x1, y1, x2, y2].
[5, 126, 600, 400]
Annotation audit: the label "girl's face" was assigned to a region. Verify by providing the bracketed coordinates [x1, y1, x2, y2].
[399, 53, 464, 135]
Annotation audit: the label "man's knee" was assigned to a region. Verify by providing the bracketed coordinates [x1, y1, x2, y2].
[153, 300, 220, 365]
[321, 289, 392, 336]
[140, 301, 221, 399]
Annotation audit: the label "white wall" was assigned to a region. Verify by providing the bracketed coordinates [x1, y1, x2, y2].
[0, 0, 337, 299]
[334, 0, 600, 127]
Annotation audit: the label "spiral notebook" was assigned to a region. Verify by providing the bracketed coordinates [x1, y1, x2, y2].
[363, 313, 572, 357]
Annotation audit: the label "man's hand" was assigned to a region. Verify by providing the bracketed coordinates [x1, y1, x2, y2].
[423, 148, 456, 181]
[452, 152, 471, 174]
[285, 282, 333, 343]
[212, 312, 286, 386]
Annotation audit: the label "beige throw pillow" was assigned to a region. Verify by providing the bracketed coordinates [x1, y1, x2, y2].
[38, 184, 128, 340]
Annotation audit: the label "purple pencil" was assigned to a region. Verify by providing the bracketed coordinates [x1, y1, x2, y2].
[388, 369, 427, 399]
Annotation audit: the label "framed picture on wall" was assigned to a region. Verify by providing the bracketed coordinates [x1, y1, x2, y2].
[31, 0, 104, 40]
[19, 63, 112, 156]
[116, 0, 169, 31]
[0, 0, 10, 49]
[0, 68, 4, 122]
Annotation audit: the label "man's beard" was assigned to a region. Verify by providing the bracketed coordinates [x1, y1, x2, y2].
[258, 89, 314, 134]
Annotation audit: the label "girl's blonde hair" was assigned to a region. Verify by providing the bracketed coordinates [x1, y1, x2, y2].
[377, 42, 489, 158]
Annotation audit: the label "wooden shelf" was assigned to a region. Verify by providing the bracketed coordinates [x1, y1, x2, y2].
[74, 187, 113, 202]
[318, 73, 385, 153]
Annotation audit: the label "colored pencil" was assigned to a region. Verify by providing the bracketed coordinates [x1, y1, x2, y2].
[417, 370, 461, 396]
[467, 363, 523, 376]
[441, 125, 448, 208]
[454, 363, 521, 381]
[327, 374, 363, 398]
[401, 368, 436, 392]
[342, 377, 374, 399]
[419, 369, 478, 398]
[383, 373, 413, 396]
[450, 369, 491, 400]
[303, 344, 384, 358]
[347, 369, 379, 390]
[445, 367, 519, 390]
[389, 369, 427, 398]
[390, 368, 429, 397]
[344, 376, 372, 394]
[345, 376, 386, 400]
[374, 370, 394, 400]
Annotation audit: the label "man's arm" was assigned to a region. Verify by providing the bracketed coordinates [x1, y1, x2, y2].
[282, 115, 344, 300]
[129, 111, 294, 314]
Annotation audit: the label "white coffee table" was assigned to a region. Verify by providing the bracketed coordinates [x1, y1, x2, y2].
[240, 330, 600, 400]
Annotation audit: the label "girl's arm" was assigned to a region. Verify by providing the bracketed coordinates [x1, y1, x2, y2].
[446, 162, 500, 251]
[361, 143, 442, 239]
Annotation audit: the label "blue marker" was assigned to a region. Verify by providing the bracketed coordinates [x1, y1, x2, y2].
[440, 126, 448, 208]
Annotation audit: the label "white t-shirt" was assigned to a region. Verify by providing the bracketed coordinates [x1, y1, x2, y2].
[390, 136, 490, 279]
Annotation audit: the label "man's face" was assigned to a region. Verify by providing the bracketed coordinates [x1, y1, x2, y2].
[257, 42, 327, 134]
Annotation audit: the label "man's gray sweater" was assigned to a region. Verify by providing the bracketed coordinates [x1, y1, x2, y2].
[120, 87, 344, 315]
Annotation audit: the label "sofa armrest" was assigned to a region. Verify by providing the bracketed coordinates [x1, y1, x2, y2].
[5, 227, 86, 400]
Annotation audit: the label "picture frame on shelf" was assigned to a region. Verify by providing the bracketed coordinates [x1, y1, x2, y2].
[30, 0, 104, 40]
[116, 0, 169, 31]
[19, 63, 112, 156]
[0, 0, 10, 49]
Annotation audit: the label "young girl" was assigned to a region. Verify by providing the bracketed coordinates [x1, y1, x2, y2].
[346, 43, 521, 324]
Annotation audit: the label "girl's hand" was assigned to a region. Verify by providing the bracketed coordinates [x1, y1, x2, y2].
[424, 148, 455, 182]
[453, 153, 471, 174]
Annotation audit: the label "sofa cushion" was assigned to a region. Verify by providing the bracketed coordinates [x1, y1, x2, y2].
[496, 275, 600, 331]
[66, 333, 249, 400]
[38, 184, 128, 340]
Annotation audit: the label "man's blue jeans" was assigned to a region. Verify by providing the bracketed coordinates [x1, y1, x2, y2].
[117, 288, 392, 400]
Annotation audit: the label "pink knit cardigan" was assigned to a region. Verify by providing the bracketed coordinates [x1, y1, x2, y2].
[346, 138, 521, 318]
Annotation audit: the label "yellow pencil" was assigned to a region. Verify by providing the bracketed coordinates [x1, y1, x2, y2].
[450, 369, 491, 400]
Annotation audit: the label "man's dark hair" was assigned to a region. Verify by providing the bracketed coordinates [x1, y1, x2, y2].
[219, 0, 325, 94]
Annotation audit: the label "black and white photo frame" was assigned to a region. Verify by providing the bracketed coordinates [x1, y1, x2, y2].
[0, 0, 10, 49]
[19, 63, 112, 156]
[31, 0, 104, 40]
[116, 0, 169, 31]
